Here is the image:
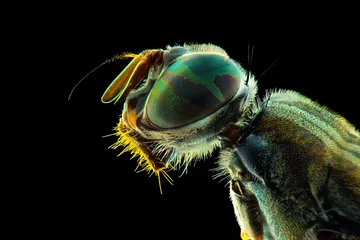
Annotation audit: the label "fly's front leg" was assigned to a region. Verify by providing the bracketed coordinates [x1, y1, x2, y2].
[217, 131, 266, 240]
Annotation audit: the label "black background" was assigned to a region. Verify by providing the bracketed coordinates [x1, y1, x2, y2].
[50, 8, 360, 239]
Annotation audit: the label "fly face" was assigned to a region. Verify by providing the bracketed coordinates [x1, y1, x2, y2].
[102, 44, 256, 192]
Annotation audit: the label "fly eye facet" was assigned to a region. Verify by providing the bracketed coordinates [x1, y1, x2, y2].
[145, 53, 242, 129]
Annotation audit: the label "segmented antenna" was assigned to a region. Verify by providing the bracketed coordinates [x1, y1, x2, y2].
[67, 53, 138, 101]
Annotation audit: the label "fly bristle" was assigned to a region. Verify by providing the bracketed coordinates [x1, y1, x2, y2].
[110, 118, 173, 194]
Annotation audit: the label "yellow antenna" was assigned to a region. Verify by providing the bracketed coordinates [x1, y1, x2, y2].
[67, 53, 137, 101]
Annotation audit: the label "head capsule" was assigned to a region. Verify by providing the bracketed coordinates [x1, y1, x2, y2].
[99, 44, 253, 192]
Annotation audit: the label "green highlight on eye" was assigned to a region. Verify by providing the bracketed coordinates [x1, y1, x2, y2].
[165, 54, 241, 102]
[146, 76, 200, 129]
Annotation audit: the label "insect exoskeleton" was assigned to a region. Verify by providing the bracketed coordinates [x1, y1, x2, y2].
[73, 42, 360, 239]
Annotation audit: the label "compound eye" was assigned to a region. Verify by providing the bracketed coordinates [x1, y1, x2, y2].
[145, 53, 242, 129]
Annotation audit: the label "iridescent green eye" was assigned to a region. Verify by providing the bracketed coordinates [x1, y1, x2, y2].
[145, 53, 242, 129]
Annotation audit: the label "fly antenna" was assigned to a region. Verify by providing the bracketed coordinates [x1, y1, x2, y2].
[67, 53, 137, 101]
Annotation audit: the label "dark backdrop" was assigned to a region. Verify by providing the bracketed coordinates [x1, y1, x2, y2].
[56, 11, 359, 240]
